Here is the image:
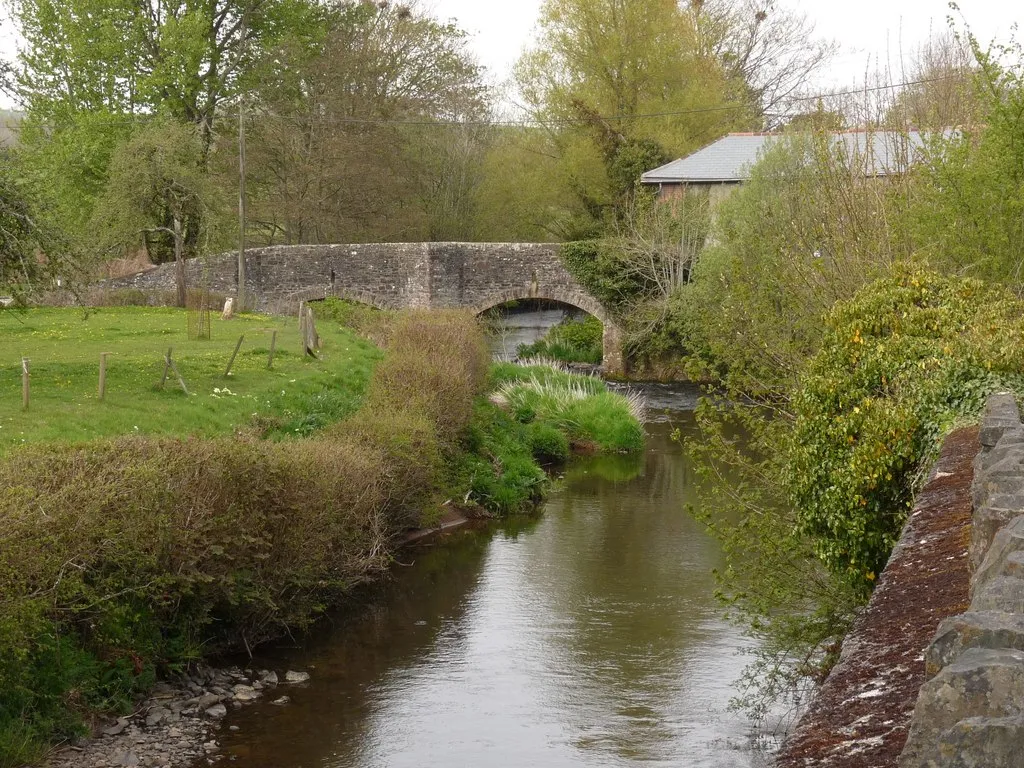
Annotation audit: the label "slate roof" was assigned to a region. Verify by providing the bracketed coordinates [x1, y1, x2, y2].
[641, 130, 937, 185]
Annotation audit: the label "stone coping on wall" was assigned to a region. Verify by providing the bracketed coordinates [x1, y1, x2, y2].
[775, 427, 977, 768]
[897, 393, 1024, 767]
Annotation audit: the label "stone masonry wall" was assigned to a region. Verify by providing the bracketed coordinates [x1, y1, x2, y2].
[898, 393, 1024, 768]
[106, 243, 430, 313]
[774, 426, 976, 768]
[104, 242, 626, 373]
[106, 243, 614, 316]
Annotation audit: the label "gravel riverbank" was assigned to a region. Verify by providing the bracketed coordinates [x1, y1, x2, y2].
[43, 665, 310, 768]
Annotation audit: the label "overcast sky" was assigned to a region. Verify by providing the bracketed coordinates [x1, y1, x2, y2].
[428, 0, 1021, 95]
[2, 1, 1021, 110]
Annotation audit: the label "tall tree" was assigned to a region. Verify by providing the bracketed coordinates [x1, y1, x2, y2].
[9, 0, 328, 140]
[92, 120, 225, 305]
[6, 0, 327, 272]
[238, 0, 489, 244]
[508, 0, 830, 237]
[0, 149, 59, 299]
[688, 0, 834, 118]
[885, 31, 980, 129]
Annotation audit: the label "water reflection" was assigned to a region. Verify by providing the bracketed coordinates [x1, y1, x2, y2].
[213, 414, 758, 768]
[486, 305, 583, 360]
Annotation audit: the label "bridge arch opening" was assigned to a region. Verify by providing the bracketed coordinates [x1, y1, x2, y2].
[481, 298, 598, 363]
[471, 294, 622, 376]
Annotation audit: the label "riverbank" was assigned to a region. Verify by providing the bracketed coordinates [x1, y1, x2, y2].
[1, 307, 645, 767]
[43, 666, 306, 768]
[775, 426, 977, 767]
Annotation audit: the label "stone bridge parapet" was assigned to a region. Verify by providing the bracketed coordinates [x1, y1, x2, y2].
[899, 393, 1024, 768]
[106, 243, 625, 374]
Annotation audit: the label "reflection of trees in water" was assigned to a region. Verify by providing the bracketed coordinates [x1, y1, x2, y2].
[216, 532, 495, 768]
[521, 419, 742, 762]
[216, 418, 754, 768]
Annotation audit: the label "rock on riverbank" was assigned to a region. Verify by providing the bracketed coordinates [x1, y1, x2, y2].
[44, 665, 309, 768]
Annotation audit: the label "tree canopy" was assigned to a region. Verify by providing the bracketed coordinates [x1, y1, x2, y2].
[497, 0, 832, 238]
[1, 0, 835, 276]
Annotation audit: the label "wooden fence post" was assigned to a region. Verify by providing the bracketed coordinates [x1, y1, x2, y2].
[158, 347, 188, 394]
[303, 306, 319, 358]
[99, 352, 110, 400]
[169, 354, 189, 395]
[267, 330, 277, 369]
[225, 334, 245, 377]
[21, 358, 29, 411]
[160, 347, 172, 388]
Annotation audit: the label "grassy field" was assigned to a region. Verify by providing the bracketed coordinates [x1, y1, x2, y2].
[0, 307, 381, 449]
[0, 306, 648, 765]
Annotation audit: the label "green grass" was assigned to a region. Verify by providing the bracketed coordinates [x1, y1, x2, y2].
[0, 307, 381, 449]
[489, 360, 646, 453]
[516, 315, 603, 364]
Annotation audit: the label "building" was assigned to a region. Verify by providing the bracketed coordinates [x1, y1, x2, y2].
[640, 129, 938, 205]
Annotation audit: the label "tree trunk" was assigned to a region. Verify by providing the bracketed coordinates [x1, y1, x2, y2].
[173, 215, 187, 308]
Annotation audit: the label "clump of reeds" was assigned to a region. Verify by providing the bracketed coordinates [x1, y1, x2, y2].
[489, 359, 645, 453]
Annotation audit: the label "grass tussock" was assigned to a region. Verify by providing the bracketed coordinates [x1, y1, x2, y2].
[490, 361, 646, 453]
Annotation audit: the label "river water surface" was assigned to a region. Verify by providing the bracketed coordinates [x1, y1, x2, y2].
[211, 381, 765, 767]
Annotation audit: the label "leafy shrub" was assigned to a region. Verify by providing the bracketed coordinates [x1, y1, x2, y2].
[367, 309, 489, 446]
[329, 407, 442, 525]
[526, 422, 571, 463]
[559, 240, 652, 309]
[788, 267, 1024, 588]
[0, 434, 397, 757]
[906, 42, 1024, 289]
[517, 315, 603, 364]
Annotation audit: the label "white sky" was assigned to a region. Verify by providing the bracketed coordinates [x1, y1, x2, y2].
[429, 0, 1021, 98]
[1, 1, 1021, 110]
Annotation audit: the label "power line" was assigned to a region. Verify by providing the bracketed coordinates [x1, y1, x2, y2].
[17, 74, 960, 130]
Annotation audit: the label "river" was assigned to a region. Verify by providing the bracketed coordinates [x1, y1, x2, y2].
[486, 304, 584, 361]
[208, 386, 767, 767]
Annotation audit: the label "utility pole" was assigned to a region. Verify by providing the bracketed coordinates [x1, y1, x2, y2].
[237, 11, 249, 311]
[237, 94, 247, 312]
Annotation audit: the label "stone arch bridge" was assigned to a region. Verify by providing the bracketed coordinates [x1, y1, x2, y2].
[110, 243, 625, 374]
